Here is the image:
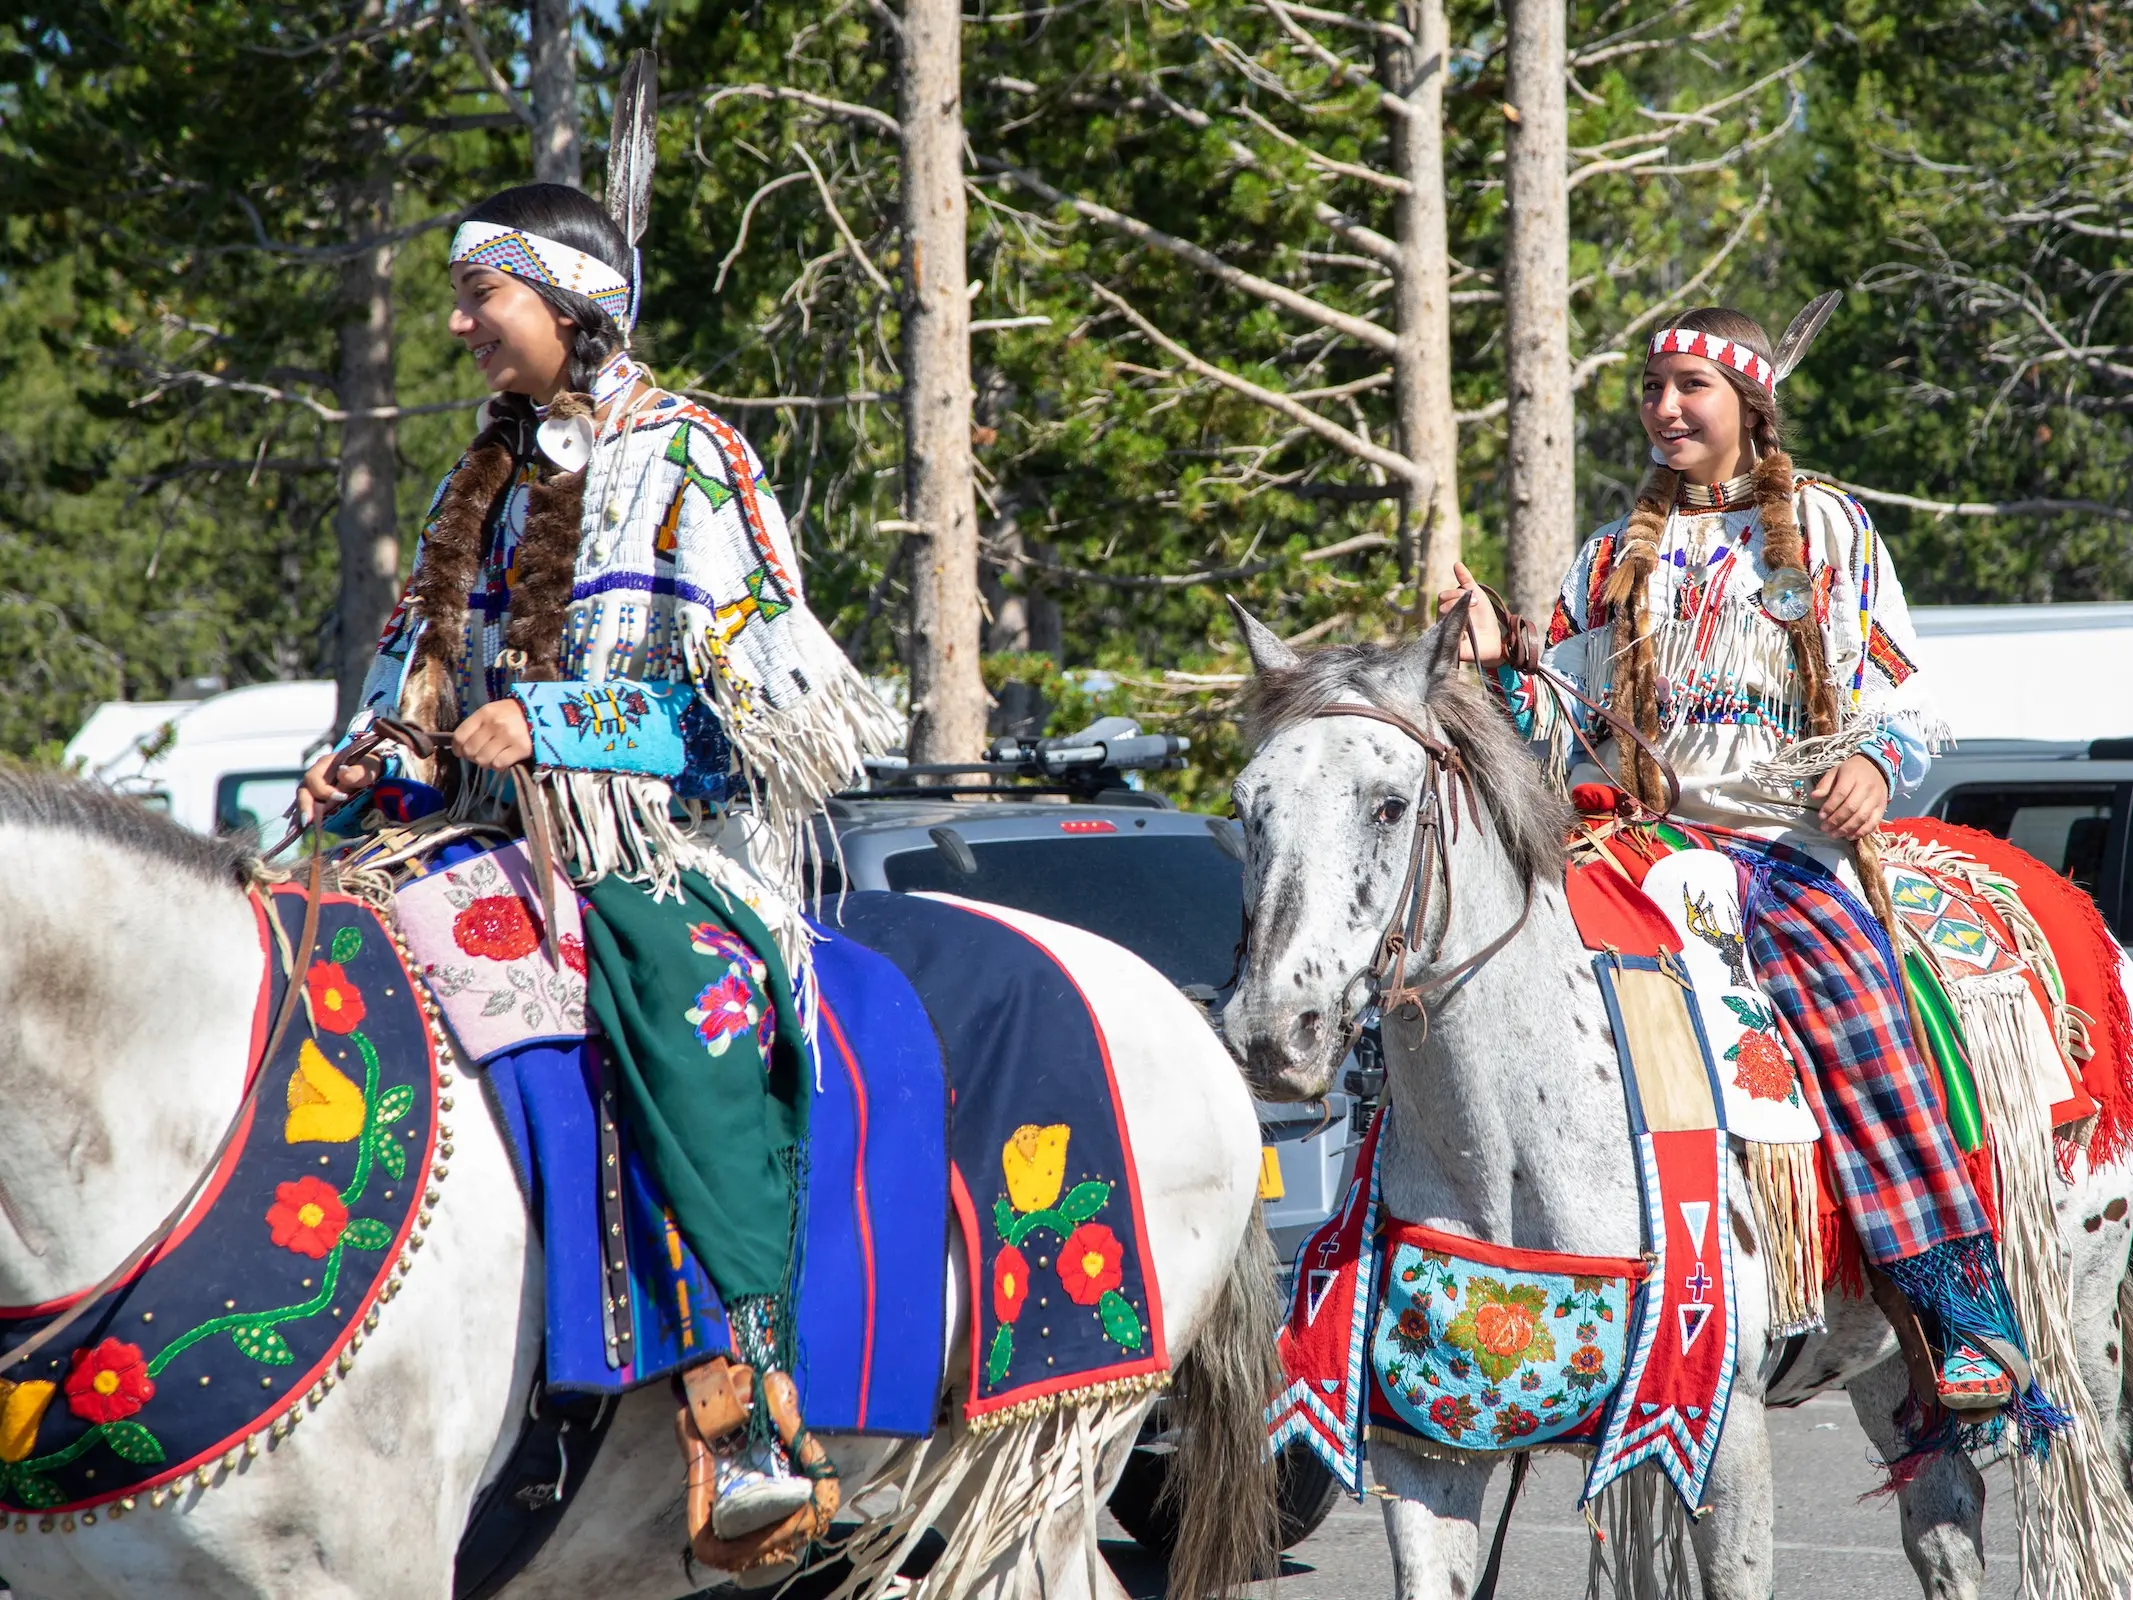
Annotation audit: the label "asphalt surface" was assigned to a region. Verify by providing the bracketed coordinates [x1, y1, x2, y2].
[1099, 1392, 2022, 1598]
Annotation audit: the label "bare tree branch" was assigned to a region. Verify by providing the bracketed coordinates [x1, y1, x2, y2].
[795, 145, 893, 293]
[1835, 482, 2133, 523]
[1025, 530, 1393, 588]
[699, 83, 901, 137]
[443, 0, 535, 129]
[1239, 105, 1411, 193]
[684, 389, 898, 409]
[714, 171, 811, 292]
[131, 370, 484, 423]
[1087, 280, 1428, 488]
[986, 158, 1398, 353]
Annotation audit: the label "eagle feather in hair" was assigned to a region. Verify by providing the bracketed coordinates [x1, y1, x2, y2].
[606, 49, 659, 248]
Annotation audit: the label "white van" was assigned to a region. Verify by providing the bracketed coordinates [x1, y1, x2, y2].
[64, 680, 338, 847]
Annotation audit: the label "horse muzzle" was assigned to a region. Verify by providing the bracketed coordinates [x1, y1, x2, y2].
[1221, 995, 1341, 1102]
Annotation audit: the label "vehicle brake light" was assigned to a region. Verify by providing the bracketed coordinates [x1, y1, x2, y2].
[1059, 819, 1118, 834]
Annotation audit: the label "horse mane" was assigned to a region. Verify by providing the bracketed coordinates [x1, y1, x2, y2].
[0, 763, 255, 887]
[1243, 642, 1572, 888]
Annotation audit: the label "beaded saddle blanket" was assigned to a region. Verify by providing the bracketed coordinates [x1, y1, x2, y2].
[391, 849, 1164, 1436]
[0, 886, 442, 1527]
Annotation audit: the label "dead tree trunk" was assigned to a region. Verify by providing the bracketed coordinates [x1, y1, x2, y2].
[1501, 0, 1575, 619]
[1388, 0, 1460, 593]
[529, 0, 579, 186]
[331, 174, 401, 724]
[898, 0, 985, 764]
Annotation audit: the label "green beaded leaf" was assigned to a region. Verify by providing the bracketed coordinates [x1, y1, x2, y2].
[341, 1218, 394, 1252]
[377, 1133, 407, 1181]
[228, 1323, 295, 1365]
[101, 1420, 167, 1465]
[985, 1324, 1014, 1387]
[330, 926, 364, 964]
[374, 1084, 415, 1126]
[1058, 1181, 1111, 1223]
[9, 1470, 63, 1509]
[1097, 1290, 1144, 1351]
[992, 1197, 1015, 1242]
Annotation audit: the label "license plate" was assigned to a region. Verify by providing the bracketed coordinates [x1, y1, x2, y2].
[1257, 1144, 1286, 1202]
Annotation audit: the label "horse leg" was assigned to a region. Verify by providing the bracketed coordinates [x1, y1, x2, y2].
[1846, 1353, 1985, 1598]
[1683, 1394, 1775, 1600]
[1374, 1445, 1490, 1600]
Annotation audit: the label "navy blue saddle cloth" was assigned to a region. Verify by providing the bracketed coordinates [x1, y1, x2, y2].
[488, 889, 1162, 1438]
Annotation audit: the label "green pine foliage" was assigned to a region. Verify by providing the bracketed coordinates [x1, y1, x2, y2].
[2, 0, 2128, 786]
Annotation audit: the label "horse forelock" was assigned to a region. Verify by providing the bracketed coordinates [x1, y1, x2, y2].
[1243, 643, 1571, 889]
[0, 764, 255, 887]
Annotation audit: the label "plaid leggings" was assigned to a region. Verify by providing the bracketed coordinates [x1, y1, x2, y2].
[1732, 842, 1992, 1263]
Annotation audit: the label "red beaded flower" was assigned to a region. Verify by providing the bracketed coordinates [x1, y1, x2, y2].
[64, 1338, 155, 1425]
[305, 962, 366, 1034]
[993, 1245, 1030, 1324]
[267, 1175, 350, 1259]
[1057, 1223, 1125, 1306]
[453, 895, 542, 963]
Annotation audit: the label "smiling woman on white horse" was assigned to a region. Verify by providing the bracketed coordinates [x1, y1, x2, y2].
[1437, 302, 2050, 1428]
[295, 78, 896, 1555]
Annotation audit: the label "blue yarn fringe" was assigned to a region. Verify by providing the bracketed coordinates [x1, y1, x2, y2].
[1882, 1234, 2070, 1459]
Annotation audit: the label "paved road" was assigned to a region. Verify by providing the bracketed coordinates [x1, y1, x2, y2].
[1100, 1393, 2021, 1598]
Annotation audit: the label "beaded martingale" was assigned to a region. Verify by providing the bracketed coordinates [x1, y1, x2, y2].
[0, 888, 456, 1534]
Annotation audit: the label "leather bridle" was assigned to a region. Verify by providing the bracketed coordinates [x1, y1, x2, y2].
[1301, 592, 1684, 1057]
[1315, 700, 1535, 1055]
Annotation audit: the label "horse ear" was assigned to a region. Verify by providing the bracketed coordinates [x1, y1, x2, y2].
[1383, 591, 1470, 705]
[1225, 596, 1300, 674]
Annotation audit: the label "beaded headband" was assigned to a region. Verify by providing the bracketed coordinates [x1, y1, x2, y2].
[449, 221, 635, 332]
[1645, 326, 1776, 394]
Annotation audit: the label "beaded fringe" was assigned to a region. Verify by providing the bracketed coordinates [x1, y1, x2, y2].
[1926, 963, 2133, 1598]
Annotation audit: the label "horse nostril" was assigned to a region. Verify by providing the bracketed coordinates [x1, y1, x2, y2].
[1292, 1008, 1322, 1043]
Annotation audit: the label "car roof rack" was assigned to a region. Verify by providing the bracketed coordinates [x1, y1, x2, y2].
[844, 717, 1187, 803]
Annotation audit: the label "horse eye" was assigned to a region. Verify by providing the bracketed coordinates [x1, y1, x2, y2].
[1375, 796, 1408, 826]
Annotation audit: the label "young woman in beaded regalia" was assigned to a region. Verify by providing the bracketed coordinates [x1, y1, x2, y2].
[1439, 302, 2056, 1432]
[297, 59, 894, 1561]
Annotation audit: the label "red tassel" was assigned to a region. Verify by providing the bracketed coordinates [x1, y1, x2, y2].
[1816, 1144, 1867, 1298]
[1962, 1135, 2001, 1242]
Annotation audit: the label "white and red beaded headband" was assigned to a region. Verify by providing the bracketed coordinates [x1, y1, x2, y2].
[1646, 326, 1776, 394]
[449, 221, 636, 332]
[1644, 294, 1844, 396]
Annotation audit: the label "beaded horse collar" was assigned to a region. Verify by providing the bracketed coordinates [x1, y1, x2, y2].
[0, 886, 446, 1530]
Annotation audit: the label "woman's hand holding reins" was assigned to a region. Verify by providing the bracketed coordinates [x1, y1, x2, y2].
[1434, 561, 1507, 667]
[297, 746, 384, 823]
[452, 699, 534, 771]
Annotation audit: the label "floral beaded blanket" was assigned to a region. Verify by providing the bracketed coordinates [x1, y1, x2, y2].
[0, 886, 441, 1525]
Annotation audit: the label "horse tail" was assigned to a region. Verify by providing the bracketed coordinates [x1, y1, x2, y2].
[1164, 1200, 1282, 1600]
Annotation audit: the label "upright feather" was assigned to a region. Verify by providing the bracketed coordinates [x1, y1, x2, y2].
[606, 49, 659, 248]
[1773, 291, 1842, 384]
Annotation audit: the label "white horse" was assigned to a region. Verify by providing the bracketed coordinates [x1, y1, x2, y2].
[0, 770, 1277, 1600]
[1220, 600, 2133, 1600]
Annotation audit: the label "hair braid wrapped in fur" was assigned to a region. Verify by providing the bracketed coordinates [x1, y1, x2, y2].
[1603, 462, 1678, 809]
[502, 393, 591, 682]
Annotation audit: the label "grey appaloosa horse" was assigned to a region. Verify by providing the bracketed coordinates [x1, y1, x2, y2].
[0, 768, 1277, 1600]
[1221, 598, 2133, 1600]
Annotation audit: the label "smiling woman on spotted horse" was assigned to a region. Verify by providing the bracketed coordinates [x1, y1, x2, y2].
[1438, 300, 2057, 1430]
[295, 57, 897, 1558]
